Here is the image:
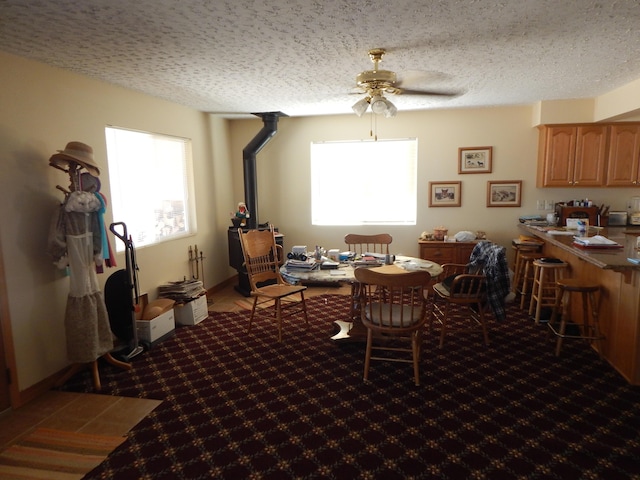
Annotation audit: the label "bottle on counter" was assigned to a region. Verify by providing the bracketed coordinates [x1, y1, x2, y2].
[577, 220, 587, 236]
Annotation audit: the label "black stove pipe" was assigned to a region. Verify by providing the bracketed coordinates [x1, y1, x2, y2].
[242, 111, 287, 229]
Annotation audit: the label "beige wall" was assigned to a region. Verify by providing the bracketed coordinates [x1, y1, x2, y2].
[594, 77, 640, 121]
[1, 48, 638, 395]
[228, 108, 633, 259]
[0, 51, 236, 391]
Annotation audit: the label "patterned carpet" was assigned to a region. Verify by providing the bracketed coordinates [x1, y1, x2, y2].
[59, 295, 640, 479]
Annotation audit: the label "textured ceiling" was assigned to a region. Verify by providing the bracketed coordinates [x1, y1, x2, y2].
[2, 0, 640, 118]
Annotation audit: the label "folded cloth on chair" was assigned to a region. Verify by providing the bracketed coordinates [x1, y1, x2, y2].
[467, 241, 510, 321]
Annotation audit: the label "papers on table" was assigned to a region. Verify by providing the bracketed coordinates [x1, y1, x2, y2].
[395, 259, 433, 271]
[547, 230, 576, 235]
[573, 235, 622, 248]
[352, 259, 383, 266]
[285, 258, 318, 270]
[320, 260, 340, 269]
[329, 269, 347, 276]
[573, 235, 618, 246]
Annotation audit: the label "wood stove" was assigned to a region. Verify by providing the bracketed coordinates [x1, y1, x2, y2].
[228, 112, 287, 296]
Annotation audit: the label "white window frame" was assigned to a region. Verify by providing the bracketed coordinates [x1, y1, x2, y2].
[310, 138, 417, 226]
[105, 126, 196, 251]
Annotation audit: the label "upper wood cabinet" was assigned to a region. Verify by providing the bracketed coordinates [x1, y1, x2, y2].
[606, 123, 640, 186]
[537, 124, 608, 187]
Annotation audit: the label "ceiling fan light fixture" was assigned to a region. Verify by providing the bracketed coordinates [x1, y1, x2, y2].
[383, 99, 397, 118]
[350, 48, 458, 118]
[370, 95, 386, 114]
[352, 97, 370, 117]
[370, 95, 397, 117]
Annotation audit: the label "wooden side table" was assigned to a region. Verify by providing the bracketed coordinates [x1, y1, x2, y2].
[418, 240, 478, 265]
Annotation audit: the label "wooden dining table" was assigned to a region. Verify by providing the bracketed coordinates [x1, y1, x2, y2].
[281, 256, 443, 342]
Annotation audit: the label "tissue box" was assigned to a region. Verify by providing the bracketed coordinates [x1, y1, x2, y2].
[174, 294, 209, 326]
[136, 309, 175, 346]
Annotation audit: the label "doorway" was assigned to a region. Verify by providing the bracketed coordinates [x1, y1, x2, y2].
[0, 237, 16, 413]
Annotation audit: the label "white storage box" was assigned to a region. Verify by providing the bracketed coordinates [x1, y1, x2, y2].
[174, 294, 209, 326]
[136, 309, 175, 346]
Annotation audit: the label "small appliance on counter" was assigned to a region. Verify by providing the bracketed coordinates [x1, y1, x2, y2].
[607, 211, 628, 226]
[630, 196, 640, 225]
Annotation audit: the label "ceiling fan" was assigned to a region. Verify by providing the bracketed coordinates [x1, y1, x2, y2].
[351, 48, 457, 117]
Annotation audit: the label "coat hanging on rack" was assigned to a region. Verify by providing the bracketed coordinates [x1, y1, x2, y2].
[47, 142, 114, 363]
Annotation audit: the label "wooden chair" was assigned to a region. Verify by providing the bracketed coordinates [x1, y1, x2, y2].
[354, 267, 430, 386]
[238, 226, 309, 341]
[429, 263, 488, 347]
[344, 233, 393, 257]
[344, 233, 392, 319]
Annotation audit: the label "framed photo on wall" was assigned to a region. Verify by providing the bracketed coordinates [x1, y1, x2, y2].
[458, 146, 493, 174]
[429, 181, 461, 207]
[487, 180, 522, 207]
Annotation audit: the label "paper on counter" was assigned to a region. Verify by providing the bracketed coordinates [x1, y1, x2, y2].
[547, 230, 576, 235]
[573, 235, 619, 246]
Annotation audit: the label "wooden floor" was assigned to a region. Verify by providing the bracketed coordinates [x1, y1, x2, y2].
[0, 282, 349, 452]
[0, 390, 161, 450]
[207, 281, 351, 313]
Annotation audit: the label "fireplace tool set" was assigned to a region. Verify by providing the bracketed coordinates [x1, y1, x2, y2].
[188, 245, 205, 285]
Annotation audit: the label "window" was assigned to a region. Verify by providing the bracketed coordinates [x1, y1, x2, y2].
[310, 138, 417, 225]
[105, 126, 195, 250]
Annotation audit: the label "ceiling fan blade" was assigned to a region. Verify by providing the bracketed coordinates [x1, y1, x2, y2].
[349, 86, 367, 95]
[397, 88, 460, 97]
[396, 70, 450, 87]
[206, 112, 257, 119]
[396, 70, 459, 97]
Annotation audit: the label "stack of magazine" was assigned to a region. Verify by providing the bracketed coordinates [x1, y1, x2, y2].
[351, 252, 385, 266]
[285, 258, 317, 270]
[158, 279, 206, 302]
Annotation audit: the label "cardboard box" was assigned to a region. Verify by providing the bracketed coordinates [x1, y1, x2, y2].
[136, 308, 175, 346]
[174, 294, 208, 326]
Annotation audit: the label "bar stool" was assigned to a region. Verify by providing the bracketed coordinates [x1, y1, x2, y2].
[516, 252, 546, 309]
[547, 278, 604, 357]
[511, 241, 543, 295]
[528, 258, 568, 324]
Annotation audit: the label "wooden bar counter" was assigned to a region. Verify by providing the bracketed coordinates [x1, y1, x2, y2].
[519, 224, 640, 384]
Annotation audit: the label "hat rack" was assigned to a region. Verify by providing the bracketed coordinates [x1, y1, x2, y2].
[50, 160, 82, 199]
[49, 147, 132, 391]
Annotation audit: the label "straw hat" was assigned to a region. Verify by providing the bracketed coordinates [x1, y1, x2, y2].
[49, 141, 101, 176]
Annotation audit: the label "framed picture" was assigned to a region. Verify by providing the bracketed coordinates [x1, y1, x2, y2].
[458, 146, 493, 174]
[487, 180, 522, 207]
[429, 181, 461, 207]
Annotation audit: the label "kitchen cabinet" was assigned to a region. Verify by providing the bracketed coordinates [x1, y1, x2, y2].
[418, 241, 477, 265]
[606, 123, 640, 186]
[537, 124, 608, 187]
